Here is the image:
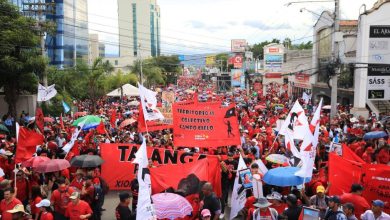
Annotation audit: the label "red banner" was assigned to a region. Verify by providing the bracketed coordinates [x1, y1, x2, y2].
[173, 104, 240, 148]
[253, 82, 261, 92]
[100, 144, 222, 197]
[233, 55, 243, 68]
[329, 153, 362, 196]
[36, 107, 44, 133]
[361, 164, 390, 213]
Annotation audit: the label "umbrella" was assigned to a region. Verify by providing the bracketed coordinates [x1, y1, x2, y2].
[70, 155, 105, 168]
[127, 101, 140, 106]
[74, 112, 88, 117]
[363, 131, 388, 140]
[123, 111, 133, 115]
[131, 110, 139, 113]
[35, 159, 71, 173]
[81, 122, 100, 131]
[72, 115, 105, 127]
[266, 154, 289, 164]
[43, 126, 51, 132]
[255, 105, 266, 110]
[322, 105, 331, 110]
[119, 119, 137, 129]
[0, 124, 9, 133]
[44, 117, 54, 122]
[21, 156, 51, 168]
[152, 193, 193, 219]
[263, 167, 311, 187]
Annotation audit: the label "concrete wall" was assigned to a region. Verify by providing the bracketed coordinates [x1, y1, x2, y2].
[0, 95, 37, 122]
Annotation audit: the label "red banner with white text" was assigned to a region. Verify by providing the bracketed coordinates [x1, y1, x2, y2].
[100, 144, 222, 197]
[173, 104, 240, 148]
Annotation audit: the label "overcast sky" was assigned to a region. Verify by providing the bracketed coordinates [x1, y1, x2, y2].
[87, 0, 378, 56]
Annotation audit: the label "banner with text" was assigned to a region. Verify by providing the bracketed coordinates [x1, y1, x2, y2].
[173, 104, 240, 148]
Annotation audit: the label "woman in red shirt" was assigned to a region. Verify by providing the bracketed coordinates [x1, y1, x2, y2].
[36, 199, 54, 220]
[30, 185, 43, 220]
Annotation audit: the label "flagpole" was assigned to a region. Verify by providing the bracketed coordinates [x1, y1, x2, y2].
[269, 132, 280, 153]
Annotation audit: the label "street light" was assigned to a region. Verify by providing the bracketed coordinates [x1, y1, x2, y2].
[285, 1, 334, 7]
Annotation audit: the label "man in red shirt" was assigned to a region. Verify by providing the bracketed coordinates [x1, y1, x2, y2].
[81, 174, 96, 213]
[0, 188, 22, 220]
[362, 147, 374, 164]
[50, 177, 75, 220]
[376, 145, 389, 164]
[65, 192, 93, 220]
[11, 170, 30, 208]
[340, 183, 370, 220]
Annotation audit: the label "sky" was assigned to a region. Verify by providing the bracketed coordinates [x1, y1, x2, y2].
[87, 0, 378, 57]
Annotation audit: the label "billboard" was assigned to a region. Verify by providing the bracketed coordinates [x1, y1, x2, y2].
[231, 39, 246, 52]
[233, 55, 243, 68]
[296, 72, 310, 83]
[206, 55, 214, 66]
[265, 55, 282, 78]
[253, 82, 261, 92]
[231, 69, 245, 88]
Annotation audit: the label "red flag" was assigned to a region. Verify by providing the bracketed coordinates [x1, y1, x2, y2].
[110, 109, 116, 128]
[96, 120, 105, 135]
[16, 127, 44, 163]
[60, 113, 64, 129]
[36, 107, 44, 133]
[342, 144, 366, 164]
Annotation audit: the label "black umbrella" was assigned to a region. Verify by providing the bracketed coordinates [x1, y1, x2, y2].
[70, 155, 105, 168]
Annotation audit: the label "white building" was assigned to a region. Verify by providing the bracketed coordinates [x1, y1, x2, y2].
[105, 0, 161, 73]
[88, 34, 105, 65]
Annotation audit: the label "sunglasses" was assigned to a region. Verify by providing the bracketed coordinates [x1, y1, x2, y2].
[16, 175, 22, 177]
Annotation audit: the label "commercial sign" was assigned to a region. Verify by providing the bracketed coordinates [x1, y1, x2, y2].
[231, 39, 246, 52]
[231, 69, 245, 88]
[265, 55, 282, 78]
[206, 55, 214, 66]
[296, 72, 310, 83]
[367, 25, 390, 100]
[253, 82, 261, 92]
[233, 55, 243, 68]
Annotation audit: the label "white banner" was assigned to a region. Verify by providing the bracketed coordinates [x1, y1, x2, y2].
[138, 83, 164, 121]
[62, 118, 88, 153]
[37, 83, 57, 102]
[278, 100, 309, 140]
[132, 140, 156, 220]
[230, 154, 247, 220]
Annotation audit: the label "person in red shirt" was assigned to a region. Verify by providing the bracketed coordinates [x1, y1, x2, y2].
[50, 177, 75, 220]
[36, 199, 54, 220]
[304, 170, 323, 196]
[81, 174, 95, 210]
[340, 183, 370, 220]
[0, 188, 23, 220]
[5, 204, 29, 220]
[70, 169, 85, 191]
[65, 192, 93, 220]
[267, 191, 288, 215]
[29, 185, 43, 220]
[362, 147, 374, 164]
[11, 170, 31, 208]
[250, 198, 278, 220]
[376, 145, 389, 164]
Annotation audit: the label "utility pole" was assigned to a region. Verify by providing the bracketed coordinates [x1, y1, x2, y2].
[331, 0, 340, 118]
[22, 0, 56, 87]
[138, 44, 143, 85]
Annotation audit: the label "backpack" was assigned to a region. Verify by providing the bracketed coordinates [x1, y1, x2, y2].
[315, 195, 329, 207]
[93, 185, 103, 207]
[305, 181, 320, 197]
[57, 187, 71, 213]
[93, 176, 109, 195]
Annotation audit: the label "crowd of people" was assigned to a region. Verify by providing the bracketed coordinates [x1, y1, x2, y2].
[0, 77, 388, 220]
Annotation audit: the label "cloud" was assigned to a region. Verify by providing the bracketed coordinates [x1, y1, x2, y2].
[187, 20, 227, 32]
[242, 20, 292, 30]
[242, 20, 265, 29]
[188, 20, 205, 29]
[227, 21, 237, 26]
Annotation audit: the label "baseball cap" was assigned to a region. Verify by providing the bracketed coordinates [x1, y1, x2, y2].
[316, 185, 325, 193]
[69, 192, 80, 200]
[328, 195, 341, 203]
[372, 200, 385, 208]
[36, 199, 51, 208]
[351, 183, 365, 192]
[201, 209, 211, 217]
[82, 174, 93, 180]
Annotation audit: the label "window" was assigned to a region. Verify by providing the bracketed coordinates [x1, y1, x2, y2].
[115, 60, 118, 65]
[150, 4, 154, 9]
[134, 51, 137, 56]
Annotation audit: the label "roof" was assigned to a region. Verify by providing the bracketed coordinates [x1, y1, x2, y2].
[344, 50, 356, 57]
[363, 0, 390, 15]
[107, 84, 140, 97]
[340, 20, 358, 26]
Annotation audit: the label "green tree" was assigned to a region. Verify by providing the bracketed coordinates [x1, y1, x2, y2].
[0, 2, 48, 118]
[215, 53, 230, 72]
[248, 38, 281, 60]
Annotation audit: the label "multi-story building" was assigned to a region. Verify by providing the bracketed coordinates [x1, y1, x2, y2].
[9, 0, 90, 68]
[105, 0, 161, 73]
[88, 34, 105, 64]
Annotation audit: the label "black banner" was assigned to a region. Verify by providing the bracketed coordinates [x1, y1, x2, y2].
[370, 25, 390, 38]
[368, 64, 390, 76]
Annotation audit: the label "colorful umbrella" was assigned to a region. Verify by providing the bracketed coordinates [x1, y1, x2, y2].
[127, 101, 140, 106]
[131, 110, 139, 113]
[119, 119, 137, 129]
[21, 156, 51, 168]
[262, 167, 311, 187]
[35, 159, 71, 173]
[70, 155, 105, 168]
[152, 193, 193, 219]
[322, 105, 331, 110]
[44, 117, 54, 122]
[74, 112, 88, 117]
[81, 122, 100, 131]
[266, 154, 289, 164]
[255, 105, 266, 110]
[72, 115, 105, 127]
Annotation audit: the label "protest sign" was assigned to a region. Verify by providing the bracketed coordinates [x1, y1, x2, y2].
[173, 104, 240, 148]
[156, 92, 175, 125]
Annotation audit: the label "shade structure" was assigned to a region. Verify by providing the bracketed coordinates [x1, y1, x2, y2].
[21, 156, 51, 168]
[44, 117, 54, 122]
[152, 193, 193, 219]
[119, 119, 137, 129]
[363, 131, 388, 140]
[35, 159, 71, 173]
[70, 155, 105, 168]
[266, 154, 289, 165]
[106, 83, 140, 97]
[72, 115, 105, 127]
[262, 167, 311, 187]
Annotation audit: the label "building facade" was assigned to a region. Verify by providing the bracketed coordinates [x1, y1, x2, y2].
[88, 34, 105, 64]
[105, 0, 161, 72]
[262, 43, 285, 94]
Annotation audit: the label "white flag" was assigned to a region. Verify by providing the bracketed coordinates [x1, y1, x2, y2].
[230, 154, 247, 220]
[62, 118, 88, 153]
[132, 140, 156, 220]
[279, 100, 309, 140]
[138, 83, 164, 121]
[295, 99, 322, 178]
[285, 129, 300, 158]
[37, 83, 57, 102]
